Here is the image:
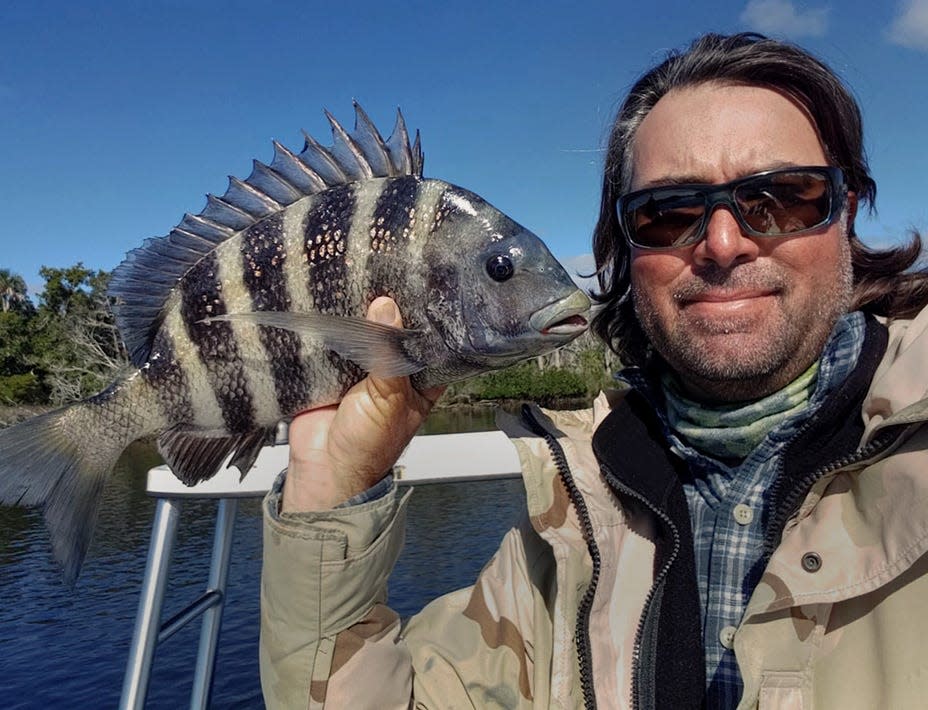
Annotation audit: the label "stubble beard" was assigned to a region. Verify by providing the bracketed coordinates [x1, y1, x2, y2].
[633, 235, 854, 402]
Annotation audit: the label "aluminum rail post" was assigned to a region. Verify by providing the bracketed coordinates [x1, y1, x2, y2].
[189, 497, 238, 709]
[120, 497, 182, 710]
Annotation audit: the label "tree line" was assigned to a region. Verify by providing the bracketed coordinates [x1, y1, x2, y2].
[0, 264, 128, 406]
[0, 263, 621, 409]
[443, 329, 622, 405]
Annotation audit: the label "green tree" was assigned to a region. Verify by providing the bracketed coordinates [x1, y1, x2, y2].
[0, 269, 43, 403]
[38, 263, 100, 316]
[0, 268, 33, 315]
[0, 264, 131, 405]
[34, 263, 128, 403]
[0, 310, 44, 403]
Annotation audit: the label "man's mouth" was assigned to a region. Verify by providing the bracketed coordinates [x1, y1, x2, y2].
[679, 288, 778, 304]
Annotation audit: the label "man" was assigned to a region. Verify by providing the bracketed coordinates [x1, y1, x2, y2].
[260, 33, 928, 708]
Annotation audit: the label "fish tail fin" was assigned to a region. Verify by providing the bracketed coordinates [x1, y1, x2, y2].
[0, 388, 144, 584]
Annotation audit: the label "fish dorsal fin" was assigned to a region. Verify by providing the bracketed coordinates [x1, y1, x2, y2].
[109, 102, 425, 367]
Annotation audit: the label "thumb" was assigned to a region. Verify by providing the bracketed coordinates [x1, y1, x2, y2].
[364, 295, 410, 395]
[363, 296, 444, 404]
[367, 296, 402, 328]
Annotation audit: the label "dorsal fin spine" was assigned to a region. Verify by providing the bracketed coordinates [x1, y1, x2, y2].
[300, 131, 348, 185]
[225, 175, 283, 217]
[249, 160, 303, 203]
[180, 213, 235, 239]
[352, 101, 393, 175]
[203, 194, 254, 229]
[324, 108, 374, 180]
[387, 109, 415, 177]
[270, 140, 327, 193]
[412, 131, 424, 177]
[168, 228, 216, 250]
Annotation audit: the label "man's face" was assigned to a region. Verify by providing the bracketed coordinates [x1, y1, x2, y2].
[628, 82, 855, 402]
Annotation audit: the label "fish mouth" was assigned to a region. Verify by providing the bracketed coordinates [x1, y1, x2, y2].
[530, 289, 592, 337]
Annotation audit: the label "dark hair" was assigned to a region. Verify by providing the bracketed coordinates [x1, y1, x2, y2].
[592, 32, 925, 365]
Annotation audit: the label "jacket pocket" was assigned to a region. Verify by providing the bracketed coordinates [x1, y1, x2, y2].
[757, 670, 811, 710]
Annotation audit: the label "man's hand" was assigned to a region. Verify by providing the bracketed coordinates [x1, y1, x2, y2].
[282, 296, 445, 512]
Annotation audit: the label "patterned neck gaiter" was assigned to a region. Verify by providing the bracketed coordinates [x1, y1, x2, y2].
[660, 361, 820, 460]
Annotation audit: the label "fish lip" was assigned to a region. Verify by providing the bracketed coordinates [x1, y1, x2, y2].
[529, 290, 592, 336]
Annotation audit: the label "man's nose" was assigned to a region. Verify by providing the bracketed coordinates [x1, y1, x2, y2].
[692, 206, 759, 268]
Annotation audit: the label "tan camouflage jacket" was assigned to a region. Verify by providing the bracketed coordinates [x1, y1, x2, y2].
[260, 308, 928, 709]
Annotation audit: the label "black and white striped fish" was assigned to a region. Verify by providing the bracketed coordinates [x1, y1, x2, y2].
[0, 103, 590, 583]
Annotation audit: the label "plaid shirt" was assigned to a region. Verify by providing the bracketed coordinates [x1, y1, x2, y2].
[619, 311, 866, 707]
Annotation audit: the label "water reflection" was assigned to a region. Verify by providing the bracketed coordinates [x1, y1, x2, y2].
[421, 405, 501, 434]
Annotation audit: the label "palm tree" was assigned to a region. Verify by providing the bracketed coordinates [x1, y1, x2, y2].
[0, 268, 28, 313]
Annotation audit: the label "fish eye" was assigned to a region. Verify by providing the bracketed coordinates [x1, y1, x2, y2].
[485, 254, 515, 282]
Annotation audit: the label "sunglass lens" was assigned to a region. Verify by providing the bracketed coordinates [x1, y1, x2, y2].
[626, 191, 706, 248]
[734, 171, 832, 235]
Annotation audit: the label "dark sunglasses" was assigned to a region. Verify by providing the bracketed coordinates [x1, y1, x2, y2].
[617, 166, 847, 250]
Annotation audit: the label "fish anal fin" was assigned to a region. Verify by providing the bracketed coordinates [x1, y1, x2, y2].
[157, 430, 238, 486]
[229, 428, 276, 481]
[157, 428, 277, 486]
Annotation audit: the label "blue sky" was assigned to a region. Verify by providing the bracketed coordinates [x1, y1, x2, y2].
[2, 0, 927, 296]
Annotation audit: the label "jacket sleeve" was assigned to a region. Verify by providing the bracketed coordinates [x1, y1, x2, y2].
[260, 473, 414, 709]
[260, 474, 546, 709]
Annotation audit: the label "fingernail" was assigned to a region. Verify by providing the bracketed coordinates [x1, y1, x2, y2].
[373, 300, 397, 324]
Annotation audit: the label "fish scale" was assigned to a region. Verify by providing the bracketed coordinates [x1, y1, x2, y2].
[0, 103, 592, 583]
[161, 296, 226, 428]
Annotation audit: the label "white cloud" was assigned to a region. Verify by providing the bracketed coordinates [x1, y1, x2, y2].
[739, 0, 830, 38]
[886, 0, 928, 51]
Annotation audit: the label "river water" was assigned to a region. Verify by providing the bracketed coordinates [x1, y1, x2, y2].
[0, 407, 528, 708]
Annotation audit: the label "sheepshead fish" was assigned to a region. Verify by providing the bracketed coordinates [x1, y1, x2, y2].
[0, 103, 590, 582]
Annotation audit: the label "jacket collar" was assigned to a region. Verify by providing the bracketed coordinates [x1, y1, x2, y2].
[761, 315, 889, 558]
[863, 306, 928, 441]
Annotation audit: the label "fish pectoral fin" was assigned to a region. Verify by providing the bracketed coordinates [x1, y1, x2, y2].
[204, 311, 428, 378]
[158, 428, 274, 486]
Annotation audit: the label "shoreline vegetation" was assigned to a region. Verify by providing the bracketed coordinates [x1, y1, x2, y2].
[0, 262, 621, 429]
[0, 342, 617, 427]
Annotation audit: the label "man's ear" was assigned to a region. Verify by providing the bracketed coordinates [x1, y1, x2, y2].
[846, 192, 858, 234]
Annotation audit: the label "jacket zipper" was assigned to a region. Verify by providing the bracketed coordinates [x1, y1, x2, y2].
[520, 405, 600, 710]
[612, 428, 896, 709]
[762, 425, 903, 559]
[599, 463, 681, 710]
[519, 411, 901, 709]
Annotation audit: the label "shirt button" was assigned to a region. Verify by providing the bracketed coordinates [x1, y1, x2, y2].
[733, 503, 754, 525]
[719, 625, 737, 649]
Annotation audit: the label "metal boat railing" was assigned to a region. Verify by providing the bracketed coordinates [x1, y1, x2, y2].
[118, 430, 521, 709]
